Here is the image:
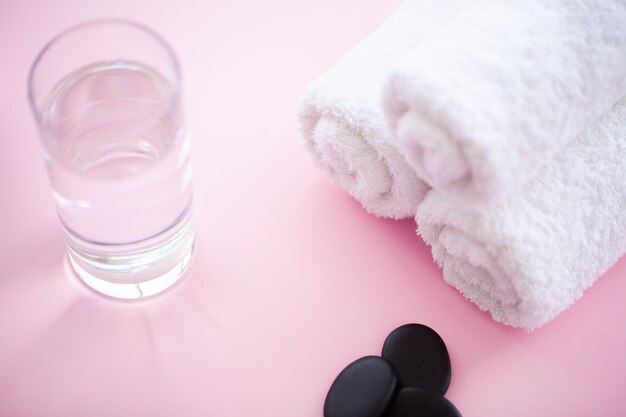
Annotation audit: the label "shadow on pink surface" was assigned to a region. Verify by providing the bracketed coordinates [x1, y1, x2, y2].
[0, 246, 232, 415]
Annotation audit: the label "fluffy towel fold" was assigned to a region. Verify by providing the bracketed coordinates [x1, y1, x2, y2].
[384, 0, 626, 205]
[298, 0, 467, 218]
[417, 98, 626, 330]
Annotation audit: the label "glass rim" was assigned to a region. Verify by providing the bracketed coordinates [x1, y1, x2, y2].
[27, 18, 181, 128]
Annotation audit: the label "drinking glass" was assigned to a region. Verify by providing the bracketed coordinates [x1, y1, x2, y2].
[28, 19, 195, 299]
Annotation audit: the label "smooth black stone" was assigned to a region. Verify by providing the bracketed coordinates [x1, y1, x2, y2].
[324, 356, 398, 417]
[385, 388, 462, 417]
[382, 323, 451, 394]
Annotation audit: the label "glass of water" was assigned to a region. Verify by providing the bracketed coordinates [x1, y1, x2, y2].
[28, 19, 195, 299]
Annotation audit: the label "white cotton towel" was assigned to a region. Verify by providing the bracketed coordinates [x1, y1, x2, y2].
[298, 0, 467, 218]
[417, 98, 626, 330]
[384, 0, 626, 204]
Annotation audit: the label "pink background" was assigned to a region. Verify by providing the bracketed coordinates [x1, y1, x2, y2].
[1, 1, 626, 416]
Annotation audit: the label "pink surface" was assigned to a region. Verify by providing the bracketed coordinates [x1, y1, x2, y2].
[1, 1, 626, 416]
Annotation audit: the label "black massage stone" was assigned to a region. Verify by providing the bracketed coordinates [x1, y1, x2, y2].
[382, 323, 451, 394]
[385, 388, 462, 417]
[324, 355, 398, 417]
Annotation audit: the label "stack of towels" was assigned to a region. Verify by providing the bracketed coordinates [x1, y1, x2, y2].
[298, 0, 626, 330]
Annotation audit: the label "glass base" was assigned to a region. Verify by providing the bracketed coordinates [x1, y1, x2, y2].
[69, 242, 193, 299]
[66, 212, 195, 299]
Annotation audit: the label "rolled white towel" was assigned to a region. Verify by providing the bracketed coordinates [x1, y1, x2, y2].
[384, 0, 626, 204]
[298, 0, 465, 218]
[417, 98, 626, 330]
